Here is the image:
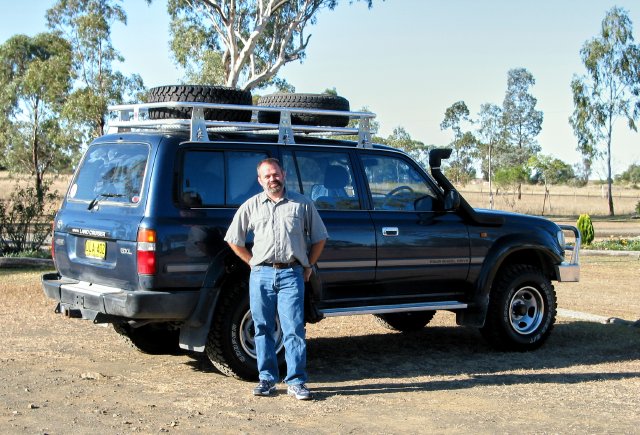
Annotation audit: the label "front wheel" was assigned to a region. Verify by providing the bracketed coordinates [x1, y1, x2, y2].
[480, 264, 556, 351]
[205, 281, 285, 380]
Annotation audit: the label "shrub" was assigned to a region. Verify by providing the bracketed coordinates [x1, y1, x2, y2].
[636, 200, 640, 215]
[576, 213, 595, 245]
[0, 182, 59, 255]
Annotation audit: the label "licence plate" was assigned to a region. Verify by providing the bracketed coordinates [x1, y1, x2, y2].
[85, 239, 106, 260]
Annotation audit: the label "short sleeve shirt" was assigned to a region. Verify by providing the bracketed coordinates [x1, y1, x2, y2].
[224, 190, 328, 267]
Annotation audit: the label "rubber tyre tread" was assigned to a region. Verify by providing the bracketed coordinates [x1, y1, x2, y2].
[257, 93, 350, 127]
[147, 85, 252, 122]
[205, 281, 285, 381]
[112, 323, 181, 355]
[479, 264, 557, 351]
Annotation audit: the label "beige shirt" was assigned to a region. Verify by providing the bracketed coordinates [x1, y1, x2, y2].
[224, 190, 328, 267]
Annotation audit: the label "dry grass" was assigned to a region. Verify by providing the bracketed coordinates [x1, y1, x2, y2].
[2, 170, 638, 217]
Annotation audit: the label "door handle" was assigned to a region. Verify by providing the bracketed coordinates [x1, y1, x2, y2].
[382, 227, 399, 236]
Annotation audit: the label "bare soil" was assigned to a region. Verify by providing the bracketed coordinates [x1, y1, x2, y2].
[1, 254, 639, 434]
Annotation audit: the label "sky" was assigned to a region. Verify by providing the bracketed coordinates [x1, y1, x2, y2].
[1, 0, 639, 177]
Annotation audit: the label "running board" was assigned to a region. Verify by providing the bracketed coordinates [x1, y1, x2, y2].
[320, 301, 468, 317]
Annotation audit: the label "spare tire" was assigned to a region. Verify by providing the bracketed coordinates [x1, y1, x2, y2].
[257, 93, 350, 127]
[147, 85, 252, 122]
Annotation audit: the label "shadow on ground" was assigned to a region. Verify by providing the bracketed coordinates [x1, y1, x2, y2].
[304, 321, 640, 386]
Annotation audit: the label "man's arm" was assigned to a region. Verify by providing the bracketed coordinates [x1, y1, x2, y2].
[304, 239, 326, 282]
[227, 243, 252, 266]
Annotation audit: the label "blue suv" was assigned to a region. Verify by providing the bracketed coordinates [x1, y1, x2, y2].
[42, 85, 581, 380]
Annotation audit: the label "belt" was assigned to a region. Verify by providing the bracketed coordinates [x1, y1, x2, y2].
[260, 261, 299, 269]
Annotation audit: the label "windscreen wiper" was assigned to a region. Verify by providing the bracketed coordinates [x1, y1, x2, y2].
[88, 193, 126, 210]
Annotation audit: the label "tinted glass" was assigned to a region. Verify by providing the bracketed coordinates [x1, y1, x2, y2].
[69, 143, 149, 205]
[180, 149, 267, 207]
[282, 150, 359, 210]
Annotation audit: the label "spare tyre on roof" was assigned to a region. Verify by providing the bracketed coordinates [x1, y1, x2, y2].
[146, 85, 252, 122]
[257, 93, 350, 127]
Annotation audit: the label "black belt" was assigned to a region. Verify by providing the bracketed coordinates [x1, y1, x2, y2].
[260, 261, 299, 269]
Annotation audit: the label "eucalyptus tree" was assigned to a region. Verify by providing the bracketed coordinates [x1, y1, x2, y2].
[46, 0, 145, 141]
[440, 100, 477, 185]
[569, 6, 640, 216]
[0, 33, 78, 202]
[476, 103, 503, 208]
[501, 68, 543, 199]
[166, 0, 376, 90]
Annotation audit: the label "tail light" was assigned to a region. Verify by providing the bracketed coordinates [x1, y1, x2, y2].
[137, 228, 157, 275]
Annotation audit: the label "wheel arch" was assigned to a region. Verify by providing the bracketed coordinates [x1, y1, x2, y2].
[457, 233, 562, 327]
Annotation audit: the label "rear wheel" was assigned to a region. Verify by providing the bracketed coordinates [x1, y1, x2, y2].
[257, 93, 350, 127]
[480, 264, 556, 351]
[374, 311, 436, 332]
[205, 281, 285, 380]
[146, 85, 252, 122]
[113, 323, 181, 355]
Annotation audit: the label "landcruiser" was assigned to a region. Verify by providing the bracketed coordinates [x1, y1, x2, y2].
[42, 85, 581, 380]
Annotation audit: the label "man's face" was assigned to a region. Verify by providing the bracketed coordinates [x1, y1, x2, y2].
[257, 162, 285, 195]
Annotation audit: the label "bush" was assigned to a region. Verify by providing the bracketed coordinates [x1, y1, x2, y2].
[577, 213, 595, 245]
[0, 183, 59, 255]
[636, 200, 640, 215]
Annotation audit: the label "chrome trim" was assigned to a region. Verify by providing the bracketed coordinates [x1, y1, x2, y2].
[382, 227, 399, 236]
[61, 281, 122, 297]
[556, 263, 580, 282]
[321, 301, 468, 317]
[378, 257, 471, 267]
[317, 260, 376, 269]
[558, 224, 581, 282]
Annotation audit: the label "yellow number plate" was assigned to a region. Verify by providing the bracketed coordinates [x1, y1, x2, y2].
[85, 239, 106, 260]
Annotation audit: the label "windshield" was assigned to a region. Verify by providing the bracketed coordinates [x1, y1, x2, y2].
[68, 143, 149, 205]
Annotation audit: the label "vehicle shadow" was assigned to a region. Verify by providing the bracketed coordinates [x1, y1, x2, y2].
[306, 321, 640, 395]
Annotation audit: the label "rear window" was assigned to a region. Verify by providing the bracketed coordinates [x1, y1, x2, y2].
[68, 143, 149, 205]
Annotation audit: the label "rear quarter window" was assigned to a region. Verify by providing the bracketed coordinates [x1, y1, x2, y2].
[68, 143, 149, 205]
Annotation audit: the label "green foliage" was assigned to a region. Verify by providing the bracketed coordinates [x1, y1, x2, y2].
[615, 163, 640, 184]
[0, 32, 79, 199]
[587, 237, 640, 251]
[576, 214, 595, 245]
[47, 0, 146, 140]
[528, 154, 575, 185]
[166, 0, 376, 90]
[636, 200, 640, 215]
[569, 7, 640, 216]
[0, 182, 59, 255]
[441, 101, 477, 185]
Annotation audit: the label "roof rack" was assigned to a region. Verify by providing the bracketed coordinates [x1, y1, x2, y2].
[107, 101, 376, 147]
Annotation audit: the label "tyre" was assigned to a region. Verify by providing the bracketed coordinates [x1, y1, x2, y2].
[374, 311, 435, 332]
[205, 281, 285, 380]
[480, 264, 557, 351]
[146, 85, 252, 122]
[257, 93, 350, 127]
[113, 323, 181, 355]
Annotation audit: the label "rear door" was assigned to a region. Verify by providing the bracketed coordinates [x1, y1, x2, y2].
[53, 141, 151, 290]
[280, 147, 376, 303]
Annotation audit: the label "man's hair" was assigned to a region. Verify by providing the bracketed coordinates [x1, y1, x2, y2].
[256, 157, 282, 175]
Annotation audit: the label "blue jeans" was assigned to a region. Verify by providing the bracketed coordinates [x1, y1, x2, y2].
[249, 264, 307, 385]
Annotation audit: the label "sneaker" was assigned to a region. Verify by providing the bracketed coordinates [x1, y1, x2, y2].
[253, 380, 276, 396]
[287, 383, 312, 400]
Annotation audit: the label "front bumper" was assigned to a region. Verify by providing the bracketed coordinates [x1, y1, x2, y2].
[556, 224, 581, 282]
[41, 273, 199, 321]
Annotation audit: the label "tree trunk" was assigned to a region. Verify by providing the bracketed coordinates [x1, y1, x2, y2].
[32, 98, 44, 205]
[607, 122, 614, 216]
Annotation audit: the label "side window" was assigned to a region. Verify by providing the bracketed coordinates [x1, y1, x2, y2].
[181, 150, 267, 207]
[282, 150, 360, 210]
[182, 151, 224, 206]
[362, 154, 437, 211]
[227, 151, 267, 205]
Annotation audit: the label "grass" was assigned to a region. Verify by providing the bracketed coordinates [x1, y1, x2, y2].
[586, 237, 640, 251]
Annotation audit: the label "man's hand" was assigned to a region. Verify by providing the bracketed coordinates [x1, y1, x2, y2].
[303, 266, 313, 282]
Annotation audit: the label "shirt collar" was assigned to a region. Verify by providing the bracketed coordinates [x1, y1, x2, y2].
[259, 189, 290, 204]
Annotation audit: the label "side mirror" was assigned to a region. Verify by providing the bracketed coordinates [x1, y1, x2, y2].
[444, 190, 460, 211]
[414, 195, 434, 212]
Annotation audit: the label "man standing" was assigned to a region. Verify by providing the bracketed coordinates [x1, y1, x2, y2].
[224, 158, 327, 400]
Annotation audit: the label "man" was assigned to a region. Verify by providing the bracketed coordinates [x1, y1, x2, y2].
[224, 158, 328, 400]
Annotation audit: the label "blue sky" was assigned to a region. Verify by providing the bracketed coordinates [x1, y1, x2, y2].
[2, 0, 639, 177]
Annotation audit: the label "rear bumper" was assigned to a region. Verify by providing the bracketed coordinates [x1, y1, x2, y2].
[41, 273, 199, 321]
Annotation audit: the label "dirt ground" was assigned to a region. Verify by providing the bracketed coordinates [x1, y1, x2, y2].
[1, 255, 639, 434]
